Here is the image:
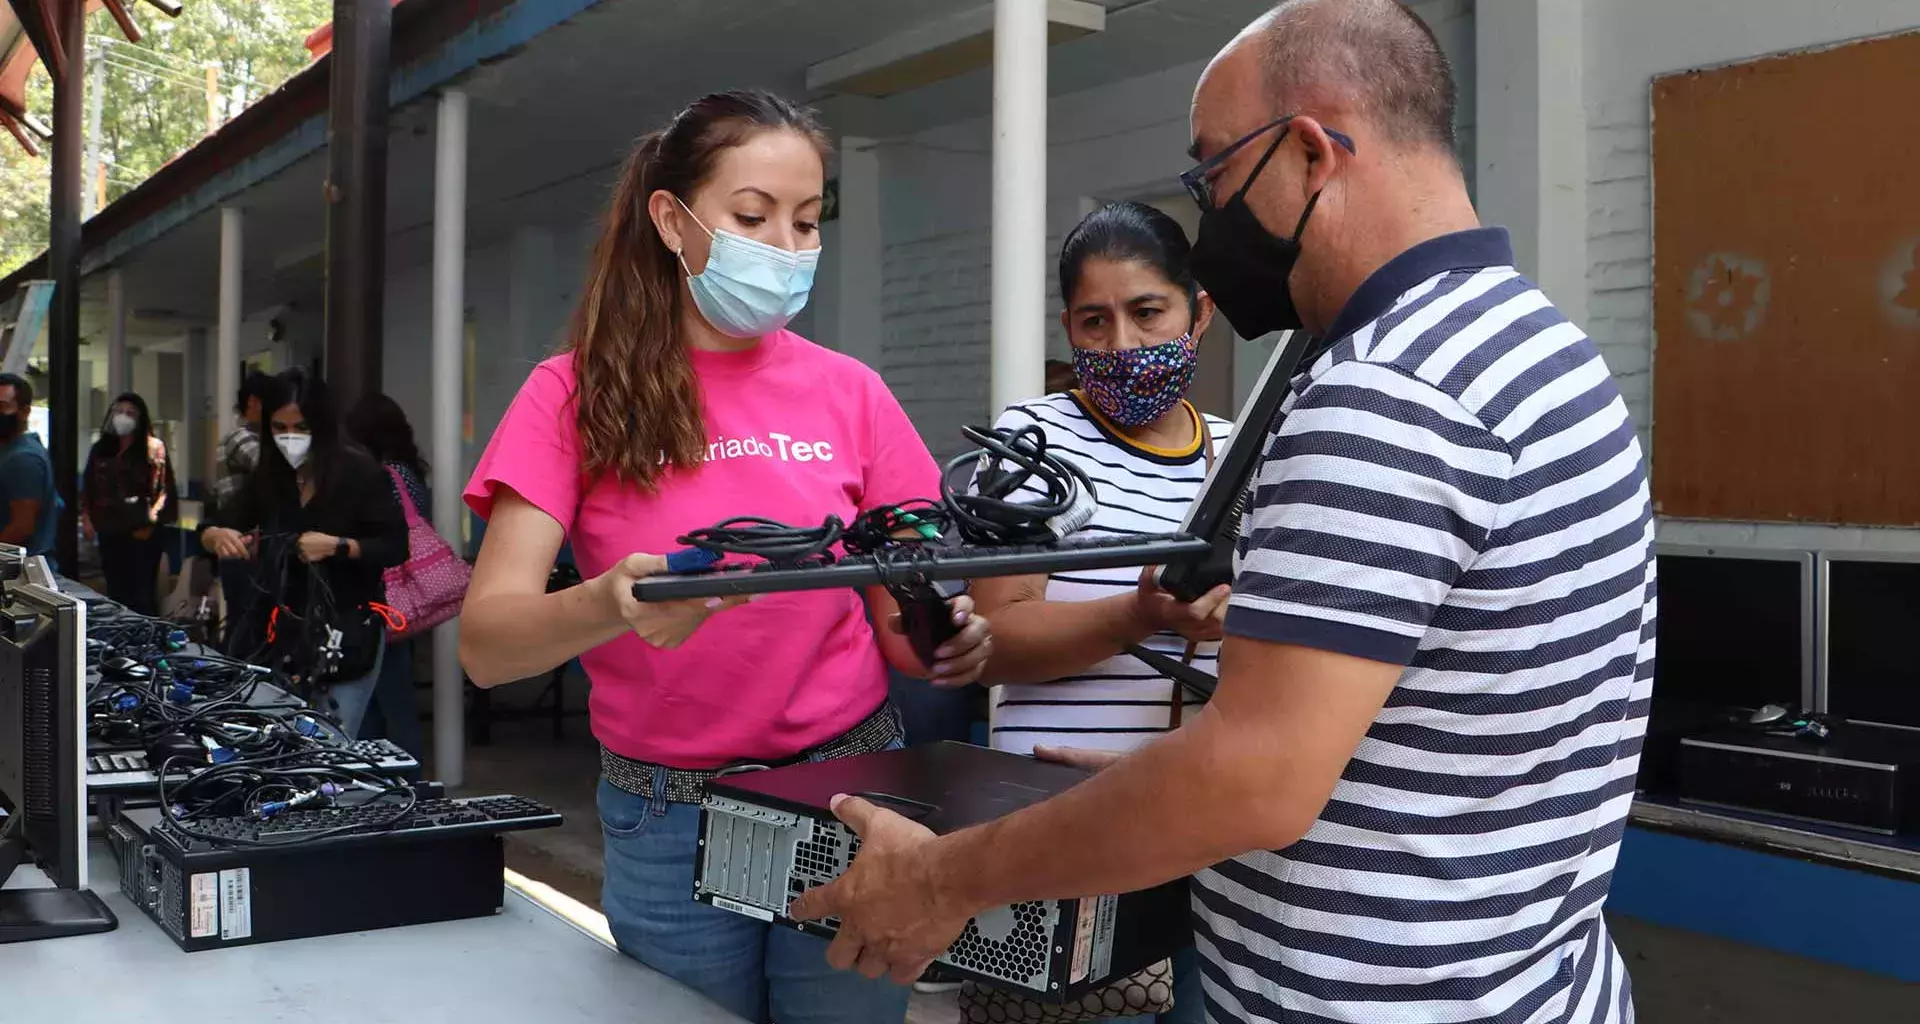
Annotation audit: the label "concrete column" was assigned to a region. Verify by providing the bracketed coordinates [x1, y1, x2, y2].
[834, 136, 884, 369]
[106, 269, 128, 396]
[185, 328, 210, 490]
[1476, 0, 1588, 326]
[430, 89, 469, 787]
[989, 0, 1048, 412]
[216, 207, 243, 443]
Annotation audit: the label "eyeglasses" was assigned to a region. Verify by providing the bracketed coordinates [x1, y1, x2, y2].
[1179, 115, 1357, 211]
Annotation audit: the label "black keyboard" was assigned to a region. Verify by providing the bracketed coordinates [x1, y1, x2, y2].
[632, 532, 1211, 602]
[160, 794, 562, 849]
[87, 739, 419, 793]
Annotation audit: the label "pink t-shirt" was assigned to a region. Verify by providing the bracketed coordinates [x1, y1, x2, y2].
[464, 330, 940, 769]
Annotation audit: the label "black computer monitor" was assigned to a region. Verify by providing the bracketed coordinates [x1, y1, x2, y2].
[1653, 545, 1811, 712]
[0, 577, 116, 942]
[1157, 330, 1317, 603]
[1819, 553, 1920, 729]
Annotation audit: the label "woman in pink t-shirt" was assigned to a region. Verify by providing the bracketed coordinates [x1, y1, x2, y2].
[459, 91, 991, 1024]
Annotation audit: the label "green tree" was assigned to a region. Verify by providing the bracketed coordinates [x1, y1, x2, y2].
[1, 0, 331, 277]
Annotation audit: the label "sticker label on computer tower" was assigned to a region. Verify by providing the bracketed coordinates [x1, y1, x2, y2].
[189, 872, 218, 938]
[711, 895, 774, 922]
[1070, 897, 1097, 982]
[218, 868, 253, 940]
[1090, 894, 1118, 981]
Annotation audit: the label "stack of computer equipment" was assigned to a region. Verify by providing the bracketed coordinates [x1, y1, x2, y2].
[0, 550, 569, 952]
[1654, 544, 1920, 834]
[64, 593, 561, 950]
[1642, 545, 1813, 794]
[107, 788, 561, 951]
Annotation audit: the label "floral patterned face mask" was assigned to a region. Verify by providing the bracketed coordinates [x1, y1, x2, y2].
[1071, 332, 1198, 427]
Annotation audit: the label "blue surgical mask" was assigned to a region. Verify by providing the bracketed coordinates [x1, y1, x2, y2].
[675, 197, 819, 339]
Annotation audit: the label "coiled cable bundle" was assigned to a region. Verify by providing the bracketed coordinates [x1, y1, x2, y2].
[939, 424, 1099, 545]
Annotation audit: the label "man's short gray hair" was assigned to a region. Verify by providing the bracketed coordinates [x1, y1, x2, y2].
[1256, 0, 1458, 152]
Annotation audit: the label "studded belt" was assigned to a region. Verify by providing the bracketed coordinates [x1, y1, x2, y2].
[600, 701, 904, 805]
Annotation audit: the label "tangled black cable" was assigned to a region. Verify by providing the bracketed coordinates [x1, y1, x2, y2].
[841, 499, 953, 555]
[677, 515, 847, 566]
[939, 424, 1098, 545]
[86, 602, 192, 668]
[669, 426, 1097, 568]
[157, 749, 418, 848]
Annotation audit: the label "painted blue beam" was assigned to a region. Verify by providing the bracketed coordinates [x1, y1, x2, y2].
[83, 0, 606, 275]
[1609, 826, 1920, 982]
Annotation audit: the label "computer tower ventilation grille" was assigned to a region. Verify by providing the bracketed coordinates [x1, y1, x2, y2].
[947, 901, 1059, 990]
[22, 664, 51, 816]
[699, 800, 1061, 991]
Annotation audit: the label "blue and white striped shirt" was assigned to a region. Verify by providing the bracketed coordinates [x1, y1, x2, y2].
[1203, 228, 1651, 1024]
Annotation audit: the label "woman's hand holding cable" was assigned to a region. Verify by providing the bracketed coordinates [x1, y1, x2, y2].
[594, 552, 750, 649]
[296, 531, 343, 563]
[890, 594, 992, 688]
[202, 526, 252, 560]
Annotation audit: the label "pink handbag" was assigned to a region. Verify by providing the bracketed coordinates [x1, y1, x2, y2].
[381, 466, 471, 640]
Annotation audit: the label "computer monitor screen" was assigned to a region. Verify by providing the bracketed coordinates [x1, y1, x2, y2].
[1654, 549, 1807, 711]
[1823, 558, 1920, 729]
[0, 581, 87, 890]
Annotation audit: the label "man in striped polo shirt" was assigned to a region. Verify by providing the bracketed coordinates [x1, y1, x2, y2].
[797, 2, 1652, 1021]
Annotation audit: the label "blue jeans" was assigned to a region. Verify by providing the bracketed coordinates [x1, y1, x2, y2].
[321, 641, 385, 738]
[598, 777, 911, 1023]
[887, 670, 980, 746]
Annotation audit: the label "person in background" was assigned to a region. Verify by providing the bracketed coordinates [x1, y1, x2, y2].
[796, 4, 1649, 1024]
[966, 201, 1233, 1024]
[0, 374, 57, 561]
[214, 372, 272, 645]
[457, 89, 991, 1024]
[82, 393, 177, 614]
[201, 369, 407, 736]
[345, 393, 430, 758]
[214, 372, 271, 513]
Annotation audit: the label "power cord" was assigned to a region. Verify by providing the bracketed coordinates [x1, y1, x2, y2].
[665, 425, 1101, 574]
[157, 750, 418, 848]
[939, 424, 1098, 545]
[677, 515, 847, 566]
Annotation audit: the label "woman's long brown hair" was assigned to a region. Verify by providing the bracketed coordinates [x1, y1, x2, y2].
[564, 90, 830, 492]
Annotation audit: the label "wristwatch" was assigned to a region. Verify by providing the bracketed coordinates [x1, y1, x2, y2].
[335, 538, 350, 560]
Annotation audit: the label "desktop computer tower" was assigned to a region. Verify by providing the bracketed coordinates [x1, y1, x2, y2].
[106, 805, 509, 952]
[693, 742, 1188, 1002]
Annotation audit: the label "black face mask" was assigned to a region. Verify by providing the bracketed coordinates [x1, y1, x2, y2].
[1188, 134, 1322, 340]
[0, 413, 19, 440]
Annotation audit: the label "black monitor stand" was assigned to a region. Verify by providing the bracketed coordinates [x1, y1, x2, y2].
[1133, 330, 1323, 700]
[0, 817, 117, 944]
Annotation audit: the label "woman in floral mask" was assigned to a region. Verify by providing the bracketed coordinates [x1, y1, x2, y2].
[966, 200, 1232, 1024]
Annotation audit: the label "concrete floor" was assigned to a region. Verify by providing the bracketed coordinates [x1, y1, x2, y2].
[440, 677, 1919, 1024]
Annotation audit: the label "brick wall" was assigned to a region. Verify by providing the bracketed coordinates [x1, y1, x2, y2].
[879, 229, 992, 460]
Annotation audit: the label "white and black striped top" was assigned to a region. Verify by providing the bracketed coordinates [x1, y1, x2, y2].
[1203, 229, 1651, 1024]
[980, 393, 1232, 755]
